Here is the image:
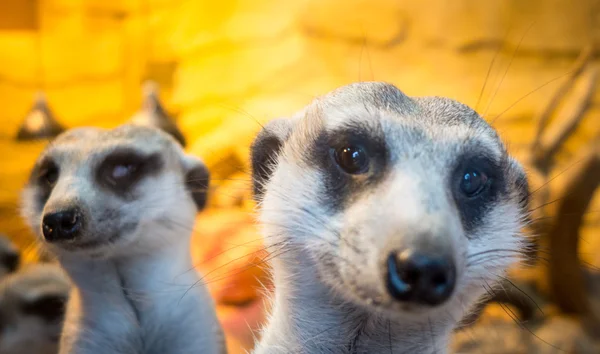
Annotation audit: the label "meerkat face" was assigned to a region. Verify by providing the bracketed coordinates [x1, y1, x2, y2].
[251, 82, 529, 320]
[21, 124, 209, 259]
[0, 264, 70, 354]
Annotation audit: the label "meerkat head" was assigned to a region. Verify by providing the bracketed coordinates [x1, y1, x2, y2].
[251, 82, 529, 321]
[0, 263, 70, 354]
[21, 124, 209, 259]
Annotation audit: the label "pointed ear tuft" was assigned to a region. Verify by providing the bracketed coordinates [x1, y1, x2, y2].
[182, 155, 210, 211]
[130, 80, 187, 147]
[250, 118, 294, 200]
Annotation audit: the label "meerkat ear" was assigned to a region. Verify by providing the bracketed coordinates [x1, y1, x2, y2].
[181, 154, 210, 211]
[508, 157, 529, 211]
[250, 118, 294, 200]
[130, 81, 187, 147]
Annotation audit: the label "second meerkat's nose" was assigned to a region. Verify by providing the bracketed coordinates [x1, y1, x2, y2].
[386, 248, 456, 306]
[42, 209, 83, 242]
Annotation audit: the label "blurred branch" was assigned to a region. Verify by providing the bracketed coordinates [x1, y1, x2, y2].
[531, 45, 594, 160]
[547, 140, 600, 316]
[534, 65, 599, 170]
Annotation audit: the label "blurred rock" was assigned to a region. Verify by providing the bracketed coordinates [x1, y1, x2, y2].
[452, 317, 530, 353]
[532, 316, 599, 354]
[452, 303, 600, 354]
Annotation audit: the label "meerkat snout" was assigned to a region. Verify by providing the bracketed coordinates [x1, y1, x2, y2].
[41, 208, 83, 243]
[386, 248, 456, 306]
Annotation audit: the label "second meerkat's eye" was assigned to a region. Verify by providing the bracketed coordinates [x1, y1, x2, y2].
[332, 145, 370, 174]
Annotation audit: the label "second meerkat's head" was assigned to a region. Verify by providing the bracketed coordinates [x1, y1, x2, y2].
[251, 82, 530, 321]
[21, 124, 209, 259]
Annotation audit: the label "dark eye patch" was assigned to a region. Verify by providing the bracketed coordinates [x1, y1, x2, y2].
[95, 148, 163, 197]
[30, 157, 60, 210]
[310, 122, 389, 211]
[451, 151, 507, 234]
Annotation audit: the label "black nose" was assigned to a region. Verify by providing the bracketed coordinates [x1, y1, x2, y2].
[386, 249, 456, 306]
[42, 209, 83, 242]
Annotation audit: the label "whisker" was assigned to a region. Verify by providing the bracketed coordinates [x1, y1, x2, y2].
[482, 281, 567, 352]
[483, 21, 536, 118]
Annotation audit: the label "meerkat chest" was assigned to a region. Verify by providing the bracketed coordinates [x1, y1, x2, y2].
[117, 253, 222, 354]
[60, 266, 144, 354]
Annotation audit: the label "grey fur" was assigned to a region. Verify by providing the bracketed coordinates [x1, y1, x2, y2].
[250, 82, 529, 353]
[21, 124, 226, 354]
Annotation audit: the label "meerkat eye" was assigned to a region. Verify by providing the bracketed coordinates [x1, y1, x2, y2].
[459, 169, 489, 197]
[96, 149, 163, 193]
[112, 164, 136, 180]
[333, 145, 369, 174]
[39, 163, 59, 187]
[105, 162, 139, 186]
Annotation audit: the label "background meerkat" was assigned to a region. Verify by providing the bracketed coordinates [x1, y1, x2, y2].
[0, 263, 71, 354]
[250, 82, 530, 354]
[20, 124, 226, 354]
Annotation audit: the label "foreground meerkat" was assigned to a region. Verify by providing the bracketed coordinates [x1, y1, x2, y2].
[21, 124, 226, 354]
[250, 82, 530, 353]
[0, 263, 71, 354]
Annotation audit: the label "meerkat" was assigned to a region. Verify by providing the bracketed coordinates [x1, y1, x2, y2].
[250, 82, 530, 354]
[0, 263, 71, 354]
[21, 124, 226, 354]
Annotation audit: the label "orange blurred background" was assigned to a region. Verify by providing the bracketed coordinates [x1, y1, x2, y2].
[0, 1, 599, 353]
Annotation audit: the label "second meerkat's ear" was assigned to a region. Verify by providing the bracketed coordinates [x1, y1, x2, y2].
[131, 81, 187, 147]
[181, 155, 210, 211]
[250, 118, 294, 200]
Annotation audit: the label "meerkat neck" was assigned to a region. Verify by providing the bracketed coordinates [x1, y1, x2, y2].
[57, 231, 224, 354]
[56, 238, 194, 327]
[254, 251, 455, 354]
[117, 238, 196, 293]
[57, 234, 194, 295]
